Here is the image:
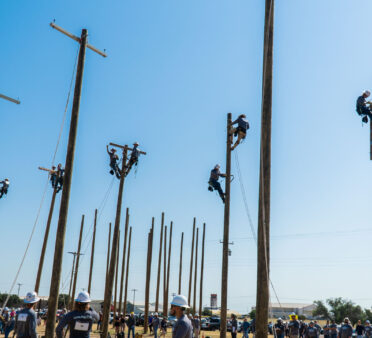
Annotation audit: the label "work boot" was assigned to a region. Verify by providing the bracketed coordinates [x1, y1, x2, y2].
[208, 186, 213, 192]
[362, 116, 369, 123]
[110, 169, 114, 175]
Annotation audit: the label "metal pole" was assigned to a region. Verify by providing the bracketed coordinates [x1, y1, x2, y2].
[193, 228, 199, 314]
[123, 226, 132, 315]
[101, 147, 128, 338]
[106, 223, 112, 278]
[188, 218, 196, 307]
[164, 221, 173, 317]
[35, 187, 58, 293]
[114, 230, 120, 316]
[88, 209, 98, 294]
[119, 208, 130, 314]
[256, 1, 274, 337]
[45, 28, 88, 337]
[199, 223, 206, 316]
[163, 225, 167, 315]
[69, 214, 85, 310]
[155, 213, 164, 312]
[178, 232, 184, 295]
[220, 113, 233, 338]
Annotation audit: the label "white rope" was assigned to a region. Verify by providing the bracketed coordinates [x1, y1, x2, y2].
[1, 46, 79, 309]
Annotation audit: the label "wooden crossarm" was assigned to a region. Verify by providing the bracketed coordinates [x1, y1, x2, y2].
[109, 143, 146, 155]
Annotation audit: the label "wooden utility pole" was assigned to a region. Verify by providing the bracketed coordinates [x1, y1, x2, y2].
[164, 221, 173, 317]
[199, 223, 206, 316]
[256, 1, 274, 337]
[193, 228, 199, 314]
[35, 167, 58, 293]
[88, 209, 98, 294]
[0, 93, 20, 104]
[69, 215, 85, 309]
[119, 209, 130, 314]
[163, 226, 167, 315]
[123, 226, 132, 315]
[188, 218, 196, 307]
[67, 251, 78, 302]
[45, 22, 106, 337]
[144, 218, 154, 333]
[155, 213, 164, 312]
[106, 223, 112, 278]
[114, 230, 121, 315]
[220, 113, 233, 338]
[178, 232, 184, 294]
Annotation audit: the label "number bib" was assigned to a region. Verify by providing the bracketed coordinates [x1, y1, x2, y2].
[18, 314, 28, 322]
[74, 321, 89, 331]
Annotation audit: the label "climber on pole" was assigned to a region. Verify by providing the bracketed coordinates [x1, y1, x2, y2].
[208, 165, 226, 203]
[56, 163, 65, 193]
[0, 179, 9, 199]
[125, 142, 140, 176]
[106, 145, 121, 179]
[231, 114, 249, 150]
[50, 166, 57, 189]
[356, 90, 372, 123]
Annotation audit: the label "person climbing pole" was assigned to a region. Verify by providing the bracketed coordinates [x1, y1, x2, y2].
[356, 90, 372, 123]
[56, 163, 65, 193]
[106, 145, 121, 179]
[208, 165, 226, 203]
[0, 179, 10, 199]
[50, 166, 57, 189]
[125, 142, 140, 177]
[231, 114, 249, 150]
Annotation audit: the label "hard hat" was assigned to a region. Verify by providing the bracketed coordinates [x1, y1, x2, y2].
[75, 291, 91, 303]
[5, 179, 9, 183]
[195, 313, 199, 316]
[24, 291, 40, 304]
[154, 312, 158, 316]
[239, 114, 247, 118]
[4, 307, 9, 312]
[278, 318, 282, 321]
[366, 320, 370, 324]
[111, 148, 116, 152]
[170, 294, 190, 308]
[131, 312, 134, 315]
[364, 90, 371, 96]
[133, 142, 139, 146]
[214, 164, 220, 169]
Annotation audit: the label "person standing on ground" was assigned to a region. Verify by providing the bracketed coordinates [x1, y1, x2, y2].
[274, 318, 285, 338]
[169, 295, 192, 338]
[230, 314, 238, 338]
[160, 317, 167, 338]
[288, 313, 300, 338]
[305, 322, 318, 338]
[355, 319, 364, 338]
[365, 320, 372, 337]
[329, 320, 338, 338]
[241, 318, 250, 338]
[55, 291, 99, 338]
[339, 318, 353, 338]
[193, 314, 200, 338]
[127, 312, 136, 338]
[14, 291, 39, 338]
[323, 320, 330, 338]
[152, 313, 160, 338]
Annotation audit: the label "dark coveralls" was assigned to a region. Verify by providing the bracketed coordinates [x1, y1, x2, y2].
[230, 318, 238, 338]
[305, 326, 318, 338]
[14, 308, 37, 338]
[356, 95, 372, 122]
[0, 181, 9, 199]
[107, 149, 121, 179]
[339, 323, 353, 338]
[364, 325, 372, 337]
[274, 322, 285, 338]
[208, 168, 225, 203]
[231, 116, 249, 150]
[56, 167, 65, 192]
[126, 146, 139, 176]
[55, 309, 99, 338]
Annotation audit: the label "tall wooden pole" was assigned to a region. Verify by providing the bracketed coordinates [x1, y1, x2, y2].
[188, 218, 196, 307]
[370, 121, 372, 160]
[178, 232, 184, 294]
[123, 226, 132, 314]
[35, 187, 58, 293]
[101, 147, 128, 338]
[88, 209, 98, 294]
[220, 113, 233, 338]
[119, 209, 130, 314]
[106, 223, 112, 278]
[67, 252, 77, 302]
[144, 219, 154, 333]
[163, 226, 167, 315]
[155, 213, 164, 312]
[45, 29, 88, 337]
[164, 221, 173, 317]
[256, 1, 274, 337]
[69, 215, 85, 310]
[114, 230, 121, 316]
[199, 223, 206, 316]
[193, 228, 199, 314]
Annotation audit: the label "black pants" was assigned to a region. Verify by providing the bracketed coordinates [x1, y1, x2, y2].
[210, 180, 224, 200]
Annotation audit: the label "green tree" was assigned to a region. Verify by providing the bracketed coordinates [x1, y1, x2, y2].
[249, 309, 256, 320]
[313, 300, 330, 319]
[0, 293, 22, 308]
[202, 308, 212, 316]
[58, 294, 70, 309]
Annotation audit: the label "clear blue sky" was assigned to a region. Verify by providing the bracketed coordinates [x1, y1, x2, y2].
[1, 0, 372, 313]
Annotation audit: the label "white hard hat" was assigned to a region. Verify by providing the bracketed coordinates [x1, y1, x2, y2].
[133, 142, 139, 146]
[154, 312, 158, 316]
[4, 307, 9, 312]
[195, 313, 199, 316]
[24, 291, 40, 304]
[214, 164, 220, 169]
[75, 291, 91, 303]
[170, 294, 190, 309]
[364, 90, 371, 96]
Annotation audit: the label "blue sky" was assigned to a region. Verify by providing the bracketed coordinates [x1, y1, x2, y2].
[1, 0, 372, 313]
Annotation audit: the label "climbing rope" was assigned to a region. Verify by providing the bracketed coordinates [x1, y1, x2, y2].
[2, 46, 79, 309]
